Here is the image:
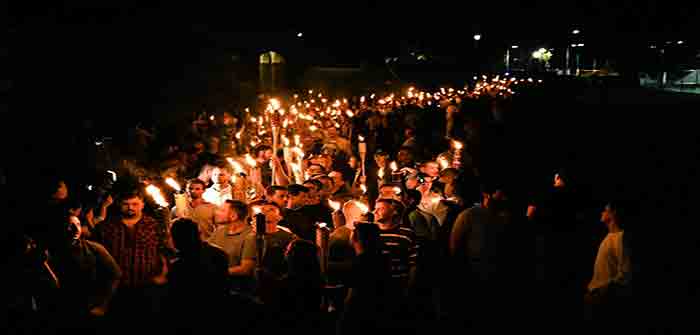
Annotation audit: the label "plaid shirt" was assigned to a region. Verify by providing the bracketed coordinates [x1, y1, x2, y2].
[94, 215, 169, 289]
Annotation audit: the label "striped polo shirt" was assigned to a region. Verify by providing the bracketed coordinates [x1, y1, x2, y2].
[378, 225, 418, 284]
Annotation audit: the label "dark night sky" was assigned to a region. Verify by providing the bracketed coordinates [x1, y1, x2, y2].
[5, 1, 698, 129]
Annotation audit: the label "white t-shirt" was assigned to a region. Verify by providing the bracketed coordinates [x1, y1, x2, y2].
[588, 231, 631, 292]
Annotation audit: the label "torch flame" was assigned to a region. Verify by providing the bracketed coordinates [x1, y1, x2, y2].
[358, 135, 365, 142]
[210, 115, 215, 121]
[294, 134, 301, 146]
[235, 130, 243, 139]
[252, 206, 262, 215]
[145, 185, 169, 207]
[346, 110, 354, 118]
[328, 199, 341, 211]
[282, 136, 290, 147]
[438, 156, 450, 170]
[390, 161, 398, 171]
[393, 186, 402, 195]
[165, 178, 181, 192]
[292, 147, 305, 158]
[452, 140, 464, 150]
[269, 98, 281, 110]
[360, 184, 367, 194]
[106, 170, 117, 182]
[309, 125, 318, 132]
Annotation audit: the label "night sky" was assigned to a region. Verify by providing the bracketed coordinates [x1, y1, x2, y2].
[5, 1, 698, 129]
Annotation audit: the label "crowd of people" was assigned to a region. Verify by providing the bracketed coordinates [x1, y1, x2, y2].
[4, 81, 637, 334]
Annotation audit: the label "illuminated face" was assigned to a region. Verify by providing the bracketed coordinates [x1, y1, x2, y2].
[54, 181, 68, 200]
[405, 177, 419, 190]
[261, 204, 282, 226]
[269, 190, 289, 209]
[397, 150, 412, 165]
[212, 168, 231, 186]
[303, 183, 320, 204]
[259, 149, 273, 161]
[379, 186, 398, 199]
[374, 155, 387, 168]
[373, 201, 395, 224]
[188, 183, 206, 200]
[421, 163, 440, 178]
[348, 156, 358, 169]
[120, 197, 144, 218]
[288, 191, 307, 209]
[601, 204, 614, 224]
[67, 215, 81, 241]
[554, 174, 565, 188]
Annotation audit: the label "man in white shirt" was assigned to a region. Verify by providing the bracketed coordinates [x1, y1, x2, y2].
[587, 202, 631, 299]
[203, 164, 248, 206]
[171, 179, 218, 240]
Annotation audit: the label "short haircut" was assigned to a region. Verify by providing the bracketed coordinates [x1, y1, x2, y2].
[223, 200, 249, 220]
[266, 185, 288, 197]
[119, 189, 144, 201]
[376, 198, 404, 219]
[170, 218, 201, 246]
[303, 179, 323, 191]
[187, 178, 207, 189]
[287, 184, 309, 196]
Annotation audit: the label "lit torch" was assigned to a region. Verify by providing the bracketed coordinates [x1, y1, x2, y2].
[145, 184, 169, 208]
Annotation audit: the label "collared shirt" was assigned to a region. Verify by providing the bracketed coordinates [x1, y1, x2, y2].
[203, 184, 233, 207]
[93, 215, 169, 289]
[207, 224, 256, 267]
[588, 231, 631, 292]
[171, 201, 218, 240]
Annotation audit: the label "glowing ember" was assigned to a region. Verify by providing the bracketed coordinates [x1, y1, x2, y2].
[165, 178, 181, 192]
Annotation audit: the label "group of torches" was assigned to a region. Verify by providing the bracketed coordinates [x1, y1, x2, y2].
[143, 74, 542, 214]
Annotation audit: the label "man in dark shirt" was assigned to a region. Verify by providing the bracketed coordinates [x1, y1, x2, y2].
[47, 213, 121, 322]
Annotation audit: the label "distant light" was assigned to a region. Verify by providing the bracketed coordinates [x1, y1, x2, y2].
[511, 45, 519, 49]
[577, 43, 584, 47]
[650, 45, 656, 49]
[297, 32, 303, 37]
[572, 29, 580, 35]
[473, 34, 481, 41]
[677, 40, 684, 45]
[571, 43, 577, 47]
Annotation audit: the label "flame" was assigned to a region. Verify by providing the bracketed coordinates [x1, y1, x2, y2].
[145, 185, 169, 207]
[165, 178, 181, 192]
[354, 201, 369, 214]
[360, 96, 365, 103]
[235, 130, 243, 139]
[358, 135, 365, 142]
[226, 157, 245, 174]
[390, 161, 398, 171]
[244, 154, 257, 167]
[210, 115, 215, 121]
[269, 98, 281, 110]
[452, 140, 464, 150]
[346, 110, 354, 118]
[360, 184, 367, 194]
[309, 125, 318, 132]
[252, 206, 262, 215]
[294, 134, 301, 146]
[378, 168, 384, 179]
[328, 199, 341, 211]
[393, 186, 402, 195]
[282, 119, 289, 128]
[282, 136, 290, 147]
[317, 222, 327, 229]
